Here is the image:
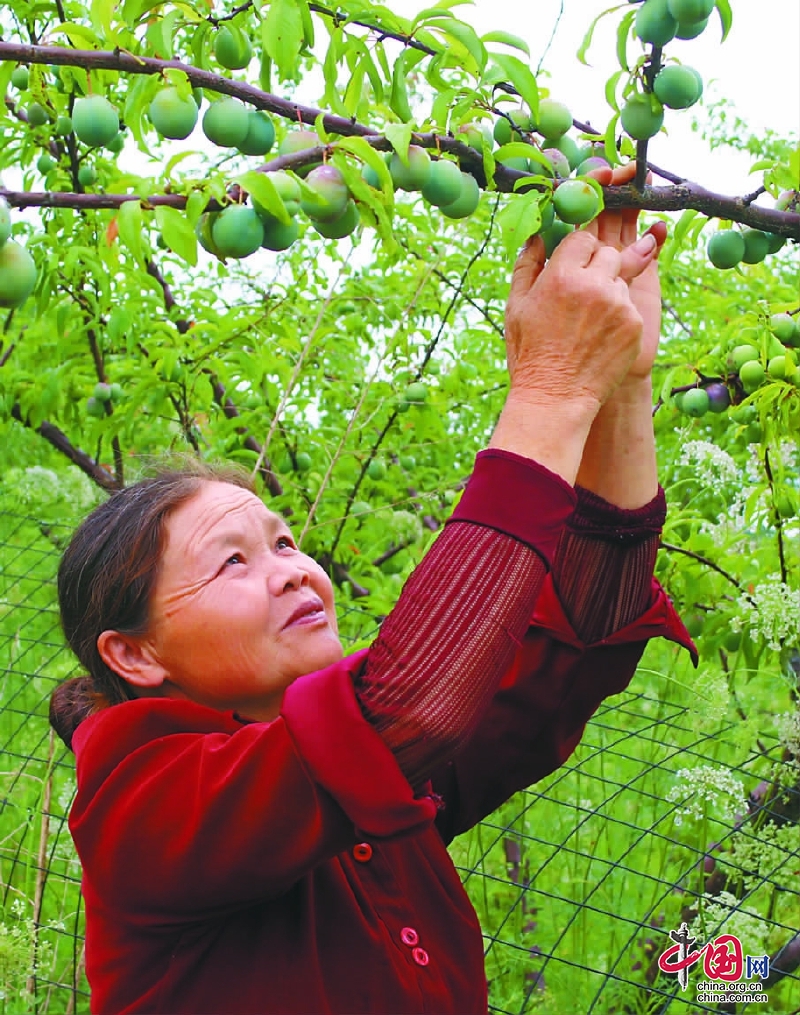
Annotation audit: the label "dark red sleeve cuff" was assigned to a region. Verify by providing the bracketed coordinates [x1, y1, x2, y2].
[569, 485, 667, 543]
[446, 448, 577, 569]
[281, 650, 439, 839]
[530, 572, 699, 666]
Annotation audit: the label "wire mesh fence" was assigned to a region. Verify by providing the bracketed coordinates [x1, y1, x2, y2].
[1, 510, 798, 1014]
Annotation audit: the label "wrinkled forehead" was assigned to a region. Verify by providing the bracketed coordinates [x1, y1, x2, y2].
[163, 481, 284, 557]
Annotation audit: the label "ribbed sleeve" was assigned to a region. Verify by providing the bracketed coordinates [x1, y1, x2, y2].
[552, 485, 666, 645]
[354, 449, 576, 791]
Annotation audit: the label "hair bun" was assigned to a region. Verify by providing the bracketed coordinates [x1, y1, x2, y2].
[49, 677, 98, 750]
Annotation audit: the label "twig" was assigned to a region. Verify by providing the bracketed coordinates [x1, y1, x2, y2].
[764, 448, 788, 584]
[659, 541, 756, 606]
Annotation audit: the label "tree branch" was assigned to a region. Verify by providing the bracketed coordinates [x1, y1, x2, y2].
[9, 404, 121, 492]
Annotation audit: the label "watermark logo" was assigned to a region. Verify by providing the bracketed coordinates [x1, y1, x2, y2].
[657, 923, 769, 1006]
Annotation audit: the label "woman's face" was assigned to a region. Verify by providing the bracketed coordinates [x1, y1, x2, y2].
[140, 481, 343, 720]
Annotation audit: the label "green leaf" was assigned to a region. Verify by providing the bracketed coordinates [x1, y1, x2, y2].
[616, 8, 636, 71]
[117, 200, 144, 265]
[389, 49, 414, 122]
[497, 192, 542, 256]
[263, 0, 304, 80]
[604, 68, 626, 113]
[237, 171, 291, 225]
[298, 0, 315, 49]
[480, 31, 530, 57]
[384, 122, 414, 163]
[335, 136, 394, 201]
[50, 21, 102, 46]
[577, 3, 626, 66]
[185, 190, 210, 227]
[155, 206, 198, 267]
[494, 142, 536, 163]
[715, 0, 732, 42]
[426, 17, 487, 73]
[489, 53, 539, 121]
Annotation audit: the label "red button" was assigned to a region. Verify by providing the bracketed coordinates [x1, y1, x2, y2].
[353, 843, 372, 862]
[412, 947, 429, 967]
[400, 927, 419, 947]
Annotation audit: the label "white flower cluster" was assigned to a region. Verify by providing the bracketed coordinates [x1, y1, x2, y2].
[729, 822, 800, 893]
[693, 891, 770, 955]
[690, 670, 730, 730]
[667, 765, 746, 826]
[733, 575, 800, 651]
[679, 441, 740, 488]
[776, 711, 800, 761]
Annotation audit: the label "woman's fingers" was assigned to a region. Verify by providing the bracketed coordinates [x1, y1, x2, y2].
[616, 231, 659, 281]
[508, 234, 546, 302]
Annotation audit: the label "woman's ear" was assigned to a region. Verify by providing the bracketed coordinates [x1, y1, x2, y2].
[96, 630, 168, 691]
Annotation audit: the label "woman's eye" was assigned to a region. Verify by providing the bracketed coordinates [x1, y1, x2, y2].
[276, 536, 294, 550]
[225, 553, 244, 566]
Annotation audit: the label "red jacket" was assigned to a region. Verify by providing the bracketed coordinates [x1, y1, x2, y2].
[71, 585, 692, 1015]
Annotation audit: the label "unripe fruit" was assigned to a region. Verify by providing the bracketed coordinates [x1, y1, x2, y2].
[740, 229, 770, 264]
[399, 454, 416, 470]
[542, 221, 573, 257]
[620, 94, 664, 140]
[214, 25, 253, 70]
[493, 109, 533, 145]
[366, 459, 386, 480]
[351, 501, 371, 517]
[682, 387, 709, 417]
[37, 153, 56, 174]
[390, 145, 432, 192]
[776, 190, 799, 213]
[765, 233, 786, 255]
[27, 103, 49, 127]
[739, 360, 765, 393]
[768, 355, 790, 380]
[148, 87, 198, 140]
[704, 382, 730, 413]
[575, 155, 610, 176]
[11, 66, 29, 90]
[543, 133, 582, 170]
[707, 230, 744, 269]
[0, 198, 10, 247]
[667, 0, 714, 20]
[422, 159, 466, 207]
[301, 165, 350, 222]
[109, 383, 124, 403]
[93, 381, 113, 402]
[653, 65, 703, 109]
[455, 122, 492, 152]
[774, 491, 796, 519]
[404, 382, 428, 403]
[553, 180, 601, 225]
[78, 165, 97, 187]
[769, 313, 797, 343]
[723, 630, 741, 652]
[106, 132, 125, 153]
[254, 171, 302, 220]
[542, 148, 570, 178]
[203, 98, 249, 148]
[533, 99, 572, 139]
[295, 451, 312, 472]
[727, 345, 759, 371]
[278, 130, 321, 177]
[261, 214, 300, 251]
[86, 396, 105, 418]
[635, 0, 677, 46]
[684, 612, 705, 638]
[237, 110, 275, 156]
[0, 241, 37, 308]
[440, 172, 480, 220]
[72, 95, 120, 147]
[675, 15, 709, 38]
[55, 115, 72, 136]
[211, 205, 264, 258]
[313, 201, 359, 239]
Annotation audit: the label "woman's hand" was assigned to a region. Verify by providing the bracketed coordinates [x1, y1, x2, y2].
[583, 162, 667, 385]
[492, 203, 659, 485]
[504, 223, 658, 412]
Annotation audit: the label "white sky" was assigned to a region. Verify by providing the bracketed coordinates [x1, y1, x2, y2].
[393, 0, 800, 200]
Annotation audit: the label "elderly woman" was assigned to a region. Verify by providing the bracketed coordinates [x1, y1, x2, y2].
[51, 165, 695, 1015]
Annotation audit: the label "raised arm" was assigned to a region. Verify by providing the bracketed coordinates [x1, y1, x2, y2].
[351, 229, 659, 791]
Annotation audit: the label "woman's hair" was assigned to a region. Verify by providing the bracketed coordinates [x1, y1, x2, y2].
[50, 459, 254, 749]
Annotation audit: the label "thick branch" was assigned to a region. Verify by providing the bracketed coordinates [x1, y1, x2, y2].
[9, 404, 121, 492]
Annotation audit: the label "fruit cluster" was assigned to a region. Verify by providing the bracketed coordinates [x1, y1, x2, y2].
[705, 192, 793, 269]
[0, 197, 38, 310]
[674, 312, 800, 419]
